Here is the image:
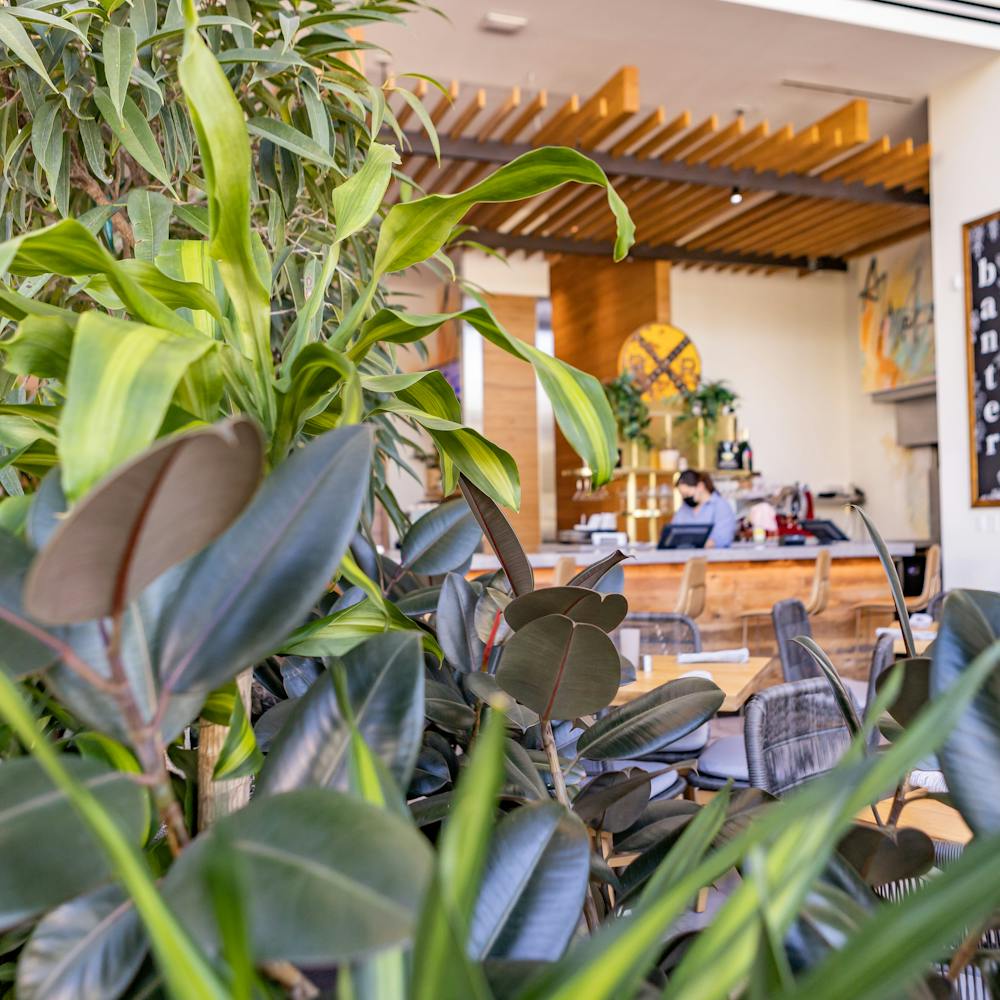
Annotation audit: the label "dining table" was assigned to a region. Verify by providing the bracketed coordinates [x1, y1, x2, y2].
[612, 655, 777, 713]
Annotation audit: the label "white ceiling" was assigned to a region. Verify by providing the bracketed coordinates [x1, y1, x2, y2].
[368, 0, 998, 143]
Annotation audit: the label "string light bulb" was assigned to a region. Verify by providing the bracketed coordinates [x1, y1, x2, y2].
[729, 186, 743, 205]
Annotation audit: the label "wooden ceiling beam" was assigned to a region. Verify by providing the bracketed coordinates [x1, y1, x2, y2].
[819, 136, 891, 180]
[729, 124, 795, 171]
[475, 86, 521, 142]
[398, 131, 928, 205]
[609, 107, 666, 157]
[843, 220, 932, 257]
[446, 88, 487, 138]
[707, 120, 769, 168]
[574, 66, 641, 148]
[839, 139, 913, 184]
[686, 194, 800, 247]
[684, 116, 745, 165]
[472, 228, 847, 271]
[631, 110, 692, 158]
[658, 115, 719, 162]
[531, 94, 580, 145]
[428, 80, 459, 126]
[500, 90, 547, 142]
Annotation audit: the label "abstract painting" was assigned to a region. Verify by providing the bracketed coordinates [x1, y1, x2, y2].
[858, 234, 935, 393]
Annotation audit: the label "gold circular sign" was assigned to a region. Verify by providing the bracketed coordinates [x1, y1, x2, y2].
[617, 322, 701, 403]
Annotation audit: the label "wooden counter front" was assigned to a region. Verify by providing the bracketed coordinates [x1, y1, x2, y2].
[529, 556, 898, 674]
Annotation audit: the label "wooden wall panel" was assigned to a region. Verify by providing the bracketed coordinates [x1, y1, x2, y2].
[549, 257, 671, 529]
[482, 294, 542, 550]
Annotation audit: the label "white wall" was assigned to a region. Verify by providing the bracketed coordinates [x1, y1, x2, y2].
[929, 55, 1000, 590]
[670, 267, 855, 511]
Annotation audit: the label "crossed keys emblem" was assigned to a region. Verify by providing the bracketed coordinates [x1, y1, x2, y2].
[634, 331, 694, 396]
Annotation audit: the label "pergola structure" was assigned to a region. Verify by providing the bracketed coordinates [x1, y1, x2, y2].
[389, 67, 931, 273]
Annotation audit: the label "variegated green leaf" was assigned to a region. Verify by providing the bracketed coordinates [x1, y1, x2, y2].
[201, 683, 262, 780]
[358, 305, 617, 486]
[179, 4, 274, 430]
[332, 142, 399, 244]
[58, 313, 214, 499]
[374, 146, 634, 275]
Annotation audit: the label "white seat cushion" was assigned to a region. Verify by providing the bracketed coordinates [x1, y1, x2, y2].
[658, 721, 710, 753]
[909, 769, 948, 793]
[697, 734, 748, 782]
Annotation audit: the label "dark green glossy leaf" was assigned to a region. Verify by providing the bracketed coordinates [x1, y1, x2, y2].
[17, 886, 146, 1000]
[875, 656, 930, 728]
[409, 746, 451, 797]
[465, 675, 539, 733]
[836, 825, 935, 886]
[468, 802, 590, 961]
[156, 424, 373, 693]
[503, 737, 548, 800]
[402, 499, 482, 575]
[0, 529, 56, 678]
[0, 757, 148, 930]
[458, 476, 533, 597]
[165, 789, 432, 965]
[437, 573, 485, 673]
[932, 589, 1000, 834]
[496, 613, 620, 721]
[504, 586, 627, 633]
[576, 676, 723, 761]
[257, 632, 423, 796]
[566, 550, 630, 590]
[774, 831, 1000, 1000]
[572, 769, 653, 833]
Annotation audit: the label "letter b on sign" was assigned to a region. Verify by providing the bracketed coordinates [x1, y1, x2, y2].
[979, 256, 998, 288]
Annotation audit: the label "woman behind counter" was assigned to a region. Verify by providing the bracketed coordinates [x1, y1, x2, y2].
[671, 469, 736, 548]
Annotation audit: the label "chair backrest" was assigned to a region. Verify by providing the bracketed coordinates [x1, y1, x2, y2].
[674, 557, 707, 619]
[619, 612, 702, 656]
[804, 548, 832, 616]
[552, 556, 576, 587]
[863, 633, 896, 748]
[772, 598, 820, 682]
[927, 590, 947, 622]
[912, 544, 941, 609]
[745, 677, 853, 795]
[864, 633, 896, 718]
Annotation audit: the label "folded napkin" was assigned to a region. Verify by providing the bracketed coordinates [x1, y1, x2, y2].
[677, 648, 750, 664]
[875, 627, 938, 642]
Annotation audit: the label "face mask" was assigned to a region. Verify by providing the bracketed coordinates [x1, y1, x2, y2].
[683, 496, 698, 508]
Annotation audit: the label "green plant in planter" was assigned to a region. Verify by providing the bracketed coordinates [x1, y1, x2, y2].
[678, 378, 738, 439]
[603, 372, 652, 451]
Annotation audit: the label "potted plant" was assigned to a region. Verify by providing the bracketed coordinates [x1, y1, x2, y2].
[603, 372, 653, 452]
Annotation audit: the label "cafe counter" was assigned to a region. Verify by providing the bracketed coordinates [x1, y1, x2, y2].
[470, 541, 916, 661]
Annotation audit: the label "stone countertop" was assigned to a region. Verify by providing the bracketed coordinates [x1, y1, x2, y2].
[469, 540, 917, 571]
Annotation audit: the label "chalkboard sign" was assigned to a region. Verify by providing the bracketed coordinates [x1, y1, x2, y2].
[964, 210, 1000, 506]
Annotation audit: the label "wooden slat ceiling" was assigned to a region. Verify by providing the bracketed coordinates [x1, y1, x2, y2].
[387, 67, 930, 273]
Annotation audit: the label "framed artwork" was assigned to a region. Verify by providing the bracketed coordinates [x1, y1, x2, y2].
[857, 234, 934, 394]
[964, 210, 1000, 506]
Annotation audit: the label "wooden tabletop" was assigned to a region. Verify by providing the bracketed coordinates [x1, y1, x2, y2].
[856, 796, 971, 845]
[892, 637, 934, 656]
[613, 655, 776, 712]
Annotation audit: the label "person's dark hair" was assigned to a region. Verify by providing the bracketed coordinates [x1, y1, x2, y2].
[677, 469, 715, 493]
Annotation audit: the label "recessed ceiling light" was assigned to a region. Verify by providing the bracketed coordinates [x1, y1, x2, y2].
[481, 11, 528, 34]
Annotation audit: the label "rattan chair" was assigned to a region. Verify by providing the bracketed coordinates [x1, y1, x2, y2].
[745, 677, 853, 795]
[739, 548, 831, 651]
[618, 612, 702, 657]
[852, 543, 941, 642]
[772, 598, 822, 683]
[674, 557, 707, 620]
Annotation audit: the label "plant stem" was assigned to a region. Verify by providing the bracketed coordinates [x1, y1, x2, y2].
[105, 616, 190, 853]
[541, 719, 570, 807]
